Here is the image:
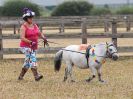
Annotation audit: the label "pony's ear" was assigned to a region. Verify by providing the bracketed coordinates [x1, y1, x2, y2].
[106, 42, 108, 45]
[112, 41, 115, 45]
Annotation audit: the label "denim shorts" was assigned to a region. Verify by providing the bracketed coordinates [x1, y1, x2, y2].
[20, 47, 37, 68]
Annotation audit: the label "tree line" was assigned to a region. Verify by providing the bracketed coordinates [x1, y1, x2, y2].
[0, 0, 133, 17]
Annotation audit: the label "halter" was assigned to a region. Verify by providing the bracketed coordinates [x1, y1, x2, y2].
[105, 42, 118, 58]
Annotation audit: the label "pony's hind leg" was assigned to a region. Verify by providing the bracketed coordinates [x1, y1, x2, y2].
[69, 65, 75, 82]
[63, 68, 68, 82]
[63, 61, 74, 82]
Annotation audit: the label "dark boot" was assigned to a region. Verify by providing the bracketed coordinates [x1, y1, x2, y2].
[18, 67, 28, 80]
[31, 68, 43, 81]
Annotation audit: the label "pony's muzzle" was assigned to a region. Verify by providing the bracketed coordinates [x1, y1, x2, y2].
[112, 53, 119, 61]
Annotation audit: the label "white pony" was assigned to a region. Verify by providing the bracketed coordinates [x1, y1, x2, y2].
[54, 42, 119, 83]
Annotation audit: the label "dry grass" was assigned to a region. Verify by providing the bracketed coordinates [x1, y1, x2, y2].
[0, 58, 133, 99]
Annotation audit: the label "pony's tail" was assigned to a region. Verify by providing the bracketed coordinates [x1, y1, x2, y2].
[54, 50, 63, 71]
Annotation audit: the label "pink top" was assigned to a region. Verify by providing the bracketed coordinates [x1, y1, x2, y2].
[20, 24, 39, 50]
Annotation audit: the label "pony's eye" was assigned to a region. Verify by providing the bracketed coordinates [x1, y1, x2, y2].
[109, 49, 112, 51]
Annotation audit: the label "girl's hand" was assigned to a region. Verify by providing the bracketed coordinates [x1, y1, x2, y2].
[43, 37, 48, 43]
[30, 41, 36, 47]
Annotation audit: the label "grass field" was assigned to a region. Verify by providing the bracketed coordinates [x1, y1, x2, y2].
[0, 57, 133, 99]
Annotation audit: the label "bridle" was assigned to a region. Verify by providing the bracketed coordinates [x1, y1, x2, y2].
[105, 42, 118, 58]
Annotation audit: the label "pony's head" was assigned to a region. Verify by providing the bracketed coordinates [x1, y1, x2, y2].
[106, 42, 119, 61]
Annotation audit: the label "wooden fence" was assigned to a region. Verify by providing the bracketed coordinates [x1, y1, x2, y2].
[1, 15, 133, 34]
[0, 16, 133, 59]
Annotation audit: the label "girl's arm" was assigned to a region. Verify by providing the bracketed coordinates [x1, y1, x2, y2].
[36, 24, 47, 42]
[39, 32, 47, 43]
[39, 32, 47, 40]
[39, 32, 45, 39]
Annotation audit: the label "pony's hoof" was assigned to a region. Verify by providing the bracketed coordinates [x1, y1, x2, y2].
[99, 80, 107, 84]
[63, 77, 67, 82]
[63, 80, 66, 82]
[71, 80, 75, 83]
[86, 79, 91, 82]
[63, 79, 67, 82]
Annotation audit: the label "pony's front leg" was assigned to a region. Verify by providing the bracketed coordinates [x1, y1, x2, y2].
[97, 68, 105, 83]
[86, 67, 96, 82]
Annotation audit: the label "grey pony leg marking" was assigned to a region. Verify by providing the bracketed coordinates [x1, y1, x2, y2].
[69, 70, 75, 82]
[63, 61, 75, 82]
[63, 66, 75, 82]
[63, 68, 68, 82]
[68, 64, 75, 82]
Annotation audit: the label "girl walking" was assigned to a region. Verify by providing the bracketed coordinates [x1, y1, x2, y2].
[18, 8, 47, 81]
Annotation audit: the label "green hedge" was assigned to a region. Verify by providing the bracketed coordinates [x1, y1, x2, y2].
[1, 0, 40, 16]
[0, 6, 3, 16]
[51, 1, 93, 16]
[91, 7, 111, 15]
[116, 6, 133, 15]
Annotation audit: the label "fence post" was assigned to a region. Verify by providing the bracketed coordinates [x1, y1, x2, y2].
[17, 20, 21, 33]
[18, 28, 20, 33]
[40, 25, 43, 32]
[125, 16, 131, 32]
[0, 24, 3, 59]
[111, 18, 117, 47]
[81, 18, 87, 44]
[13, 24, 16, 34]
[104, 20, 109, 32]
[59, 17, 65, 33]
